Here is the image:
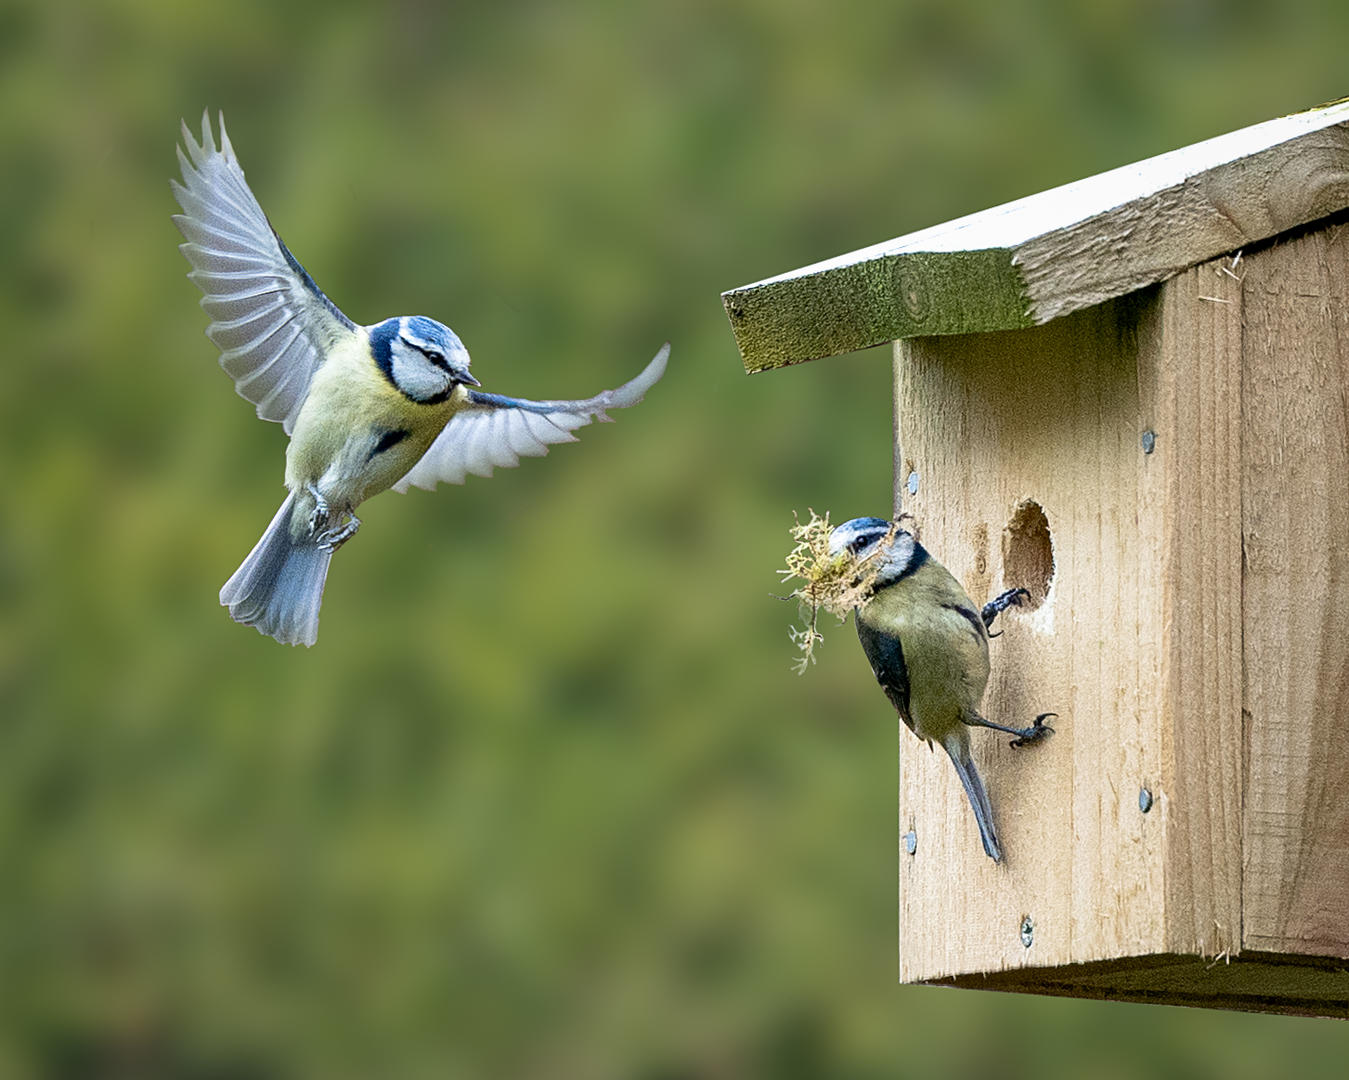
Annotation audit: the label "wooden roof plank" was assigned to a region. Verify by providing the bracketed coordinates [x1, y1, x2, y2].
[723, 99, 1349, 373]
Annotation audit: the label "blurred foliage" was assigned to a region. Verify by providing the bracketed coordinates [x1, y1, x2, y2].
[2, 0, 1348, 1075]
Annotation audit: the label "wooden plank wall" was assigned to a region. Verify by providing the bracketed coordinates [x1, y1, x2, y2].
[1241, 225, 1349, 958]
[1141, 262, 1245, 960]
[893, 300, 1170, 981]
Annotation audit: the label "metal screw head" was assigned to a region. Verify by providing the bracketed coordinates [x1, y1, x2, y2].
[903, 830, 917, 855]
[906, 471, 919, 496]
[1020, 916, 1034, 948]
[1141, 430, 1156, 454]
[1139, 787, 1154, 813]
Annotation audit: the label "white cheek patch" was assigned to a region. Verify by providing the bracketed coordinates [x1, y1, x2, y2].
[390, 342, 451, 402]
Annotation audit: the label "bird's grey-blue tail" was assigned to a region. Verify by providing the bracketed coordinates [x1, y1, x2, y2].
[942, 737, 1002, 862]
[219, 494, 332, 647]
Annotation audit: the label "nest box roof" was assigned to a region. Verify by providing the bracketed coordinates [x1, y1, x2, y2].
[723, 99, 1349, 373]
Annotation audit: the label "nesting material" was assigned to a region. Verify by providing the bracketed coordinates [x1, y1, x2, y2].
[779, 510, 899, 673]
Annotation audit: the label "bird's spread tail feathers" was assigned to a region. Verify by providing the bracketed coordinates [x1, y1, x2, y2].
[220, 494, 332, 647]
[942, 736, 1002, 863]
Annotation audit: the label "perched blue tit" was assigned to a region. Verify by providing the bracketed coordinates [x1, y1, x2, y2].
[172, 113, 668, 646]
[828, 518, 1053, 862]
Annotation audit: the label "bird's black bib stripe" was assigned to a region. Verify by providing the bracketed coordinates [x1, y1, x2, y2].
[367, 428, 411, 462]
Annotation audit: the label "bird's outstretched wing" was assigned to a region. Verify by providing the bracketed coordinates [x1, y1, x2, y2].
[393, 343, 669, 492]
[172, 111, 356, 433]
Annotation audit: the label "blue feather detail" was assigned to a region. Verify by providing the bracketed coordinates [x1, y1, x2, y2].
[274, 231, 356, 333]
[369, 317, 400, 384]
[465, 389, 573, 415]
[405, 315, 447, 342]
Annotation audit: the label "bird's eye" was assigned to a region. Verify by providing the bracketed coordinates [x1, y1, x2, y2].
[848, 537, 870, 555]
[402, 337, 444, 365]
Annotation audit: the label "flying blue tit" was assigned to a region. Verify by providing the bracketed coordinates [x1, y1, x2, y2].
[172, 113, 668, 646]
[828, 518, 1054, 862]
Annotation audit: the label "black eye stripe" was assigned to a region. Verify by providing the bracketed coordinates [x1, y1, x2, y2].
[399, 335, 447, 365]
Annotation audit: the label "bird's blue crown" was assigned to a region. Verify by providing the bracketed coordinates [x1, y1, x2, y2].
[828, 517, 895, 557]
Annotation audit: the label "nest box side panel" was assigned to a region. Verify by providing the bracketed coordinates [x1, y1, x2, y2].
[1241, 225, 1349, 959]
[893, 301, 1170, 982]
[1137, 261, 1246, 959]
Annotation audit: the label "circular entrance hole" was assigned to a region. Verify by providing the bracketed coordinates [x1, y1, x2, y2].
[1002, 500, 1054, 610]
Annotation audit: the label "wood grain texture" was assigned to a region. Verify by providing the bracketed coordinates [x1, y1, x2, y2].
[896, 232, 1349, 1012]
[1241, 225, 1349, 958]
[1140, 264, 1244, 959]
[724, 100, 1349, 373]
[895, 261, 1247, 984]
[894, 301, 1168, 981]
[939, 952, 1349, 1017]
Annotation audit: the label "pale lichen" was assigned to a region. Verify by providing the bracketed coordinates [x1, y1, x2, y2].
[778, 510, 900, 674]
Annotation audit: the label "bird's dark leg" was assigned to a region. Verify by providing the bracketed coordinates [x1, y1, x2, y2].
[982, 587, 1029, 636]
[965, 711, 1057, 748]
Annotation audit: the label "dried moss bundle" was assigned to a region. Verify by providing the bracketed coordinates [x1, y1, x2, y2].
[779, 510, 898, 674]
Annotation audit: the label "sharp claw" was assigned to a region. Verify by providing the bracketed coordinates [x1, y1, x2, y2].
[982, 587, 1033, 634]
[316, 513, 361, 553]
[304, 484, 333, 539]
[1009, 712, 1057, 749]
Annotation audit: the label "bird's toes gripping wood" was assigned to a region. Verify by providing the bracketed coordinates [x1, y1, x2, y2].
[982, 587, 1031, 636]
[1009, 712, 1057, 749]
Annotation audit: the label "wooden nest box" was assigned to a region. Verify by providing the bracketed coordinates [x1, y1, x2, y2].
[724, 101, 1349, 1016]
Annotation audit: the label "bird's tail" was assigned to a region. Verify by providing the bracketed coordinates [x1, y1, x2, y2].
[219, 493, 333, 647]
[941, 734, 1002, 862]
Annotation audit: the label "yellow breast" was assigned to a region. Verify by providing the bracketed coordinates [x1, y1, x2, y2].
[865, 566, 991, 738]
[284, 331, 464, 499]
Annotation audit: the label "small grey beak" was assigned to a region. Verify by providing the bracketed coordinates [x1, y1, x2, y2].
[456, 368, 481, 388]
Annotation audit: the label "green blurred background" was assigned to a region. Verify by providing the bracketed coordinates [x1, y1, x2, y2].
[2, 0, 1348, 1075]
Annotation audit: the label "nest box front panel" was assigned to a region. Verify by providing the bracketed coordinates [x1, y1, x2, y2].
[892, 271, 1246, 983]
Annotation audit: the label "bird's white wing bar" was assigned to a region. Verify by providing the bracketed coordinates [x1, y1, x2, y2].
[394, 343, 669, 492]
[172, 111, 357, 433]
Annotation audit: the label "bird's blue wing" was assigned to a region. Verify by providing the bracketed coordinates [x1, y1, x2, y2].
[856, 614, 914, 731]
[393, 343, 668, 492]
[172, 111, 356, 433]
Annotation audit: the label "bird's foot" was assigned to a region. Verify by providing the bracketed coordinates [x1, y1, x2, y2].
[317, 513, 361, 553]
[305, 484, 332, 538]
[982, 587, 1030, 636]
[1009, 712, 1057, 749]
